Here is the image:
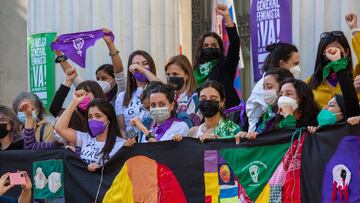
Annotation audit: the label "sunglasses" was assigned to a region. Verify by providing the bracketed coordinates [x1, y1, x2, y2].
[320, 31, 344, 39]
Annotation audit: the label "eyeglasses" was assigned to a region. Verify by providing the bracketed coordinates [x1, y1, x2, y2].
[320, 31, 344, 39]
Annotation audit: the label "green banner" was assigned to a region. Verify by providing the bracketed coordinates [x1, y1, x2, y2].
[28, 32, 57, 109]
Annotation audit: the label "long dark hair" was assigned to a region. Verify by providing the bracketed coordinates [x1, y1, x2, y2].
[198, 80, 226, 117]
[149, 83, 178, 117]
[76, 80, 106, 99]
[12, 92, 46, 121]
[280, 79, 320, 127]
[86, 99, 120, 159]
[262, 42, 298, 72]
[96, 64, 114, 79]
[123, 50, 156, 107]
[193, 32, 225, 70]
[308, 32, 352, 89]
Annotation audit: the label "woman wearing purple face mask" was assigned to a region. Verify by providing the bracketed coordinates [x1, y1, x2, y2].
[55, 90, 124, 172]
[115, 50, 160, 138]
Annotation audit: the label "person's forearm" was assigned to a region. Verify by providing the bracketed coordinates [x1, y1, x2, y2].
[18, 189, 31, 203]
[63, 79, 73, 88]
[107, 42, 124, 73]
[224, 14, 234, 27]
[23, 128, 55, 149]
[143, 69, 161, 82]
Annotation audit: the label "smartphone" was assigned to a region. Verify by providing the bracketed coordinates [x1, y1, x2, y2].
[9, 172, 26, 185]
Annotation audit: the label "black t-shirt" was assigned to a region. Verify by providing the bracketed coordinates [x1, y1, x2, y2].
[0, 139, 24, 151]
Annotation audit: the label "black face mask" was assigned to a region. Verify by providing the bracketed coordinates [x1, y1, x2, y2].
[167, 76, 185, 91]
[201, 48, 221, 62]
[0, 123, 9, 139]
[199, 100, 220, 118]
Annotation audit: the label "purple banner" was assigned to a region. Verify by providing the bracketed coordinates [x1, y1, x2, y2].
[51, 29, 114, 68]
[250, 0, 292, 82]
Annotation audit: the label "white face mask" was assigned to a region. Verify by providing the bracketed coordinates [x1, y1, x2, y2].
[289, 65, 301, 79]
[277, 96, 299, 115]
[264, 89, 278, 105]
[150, 107, 171, 123]
[96, 80, 111, 94]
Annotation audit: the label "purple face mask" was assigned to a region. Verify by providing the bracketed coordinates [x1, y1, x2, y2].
[88, 119, 107, 137]
[133, 72, 148, 82]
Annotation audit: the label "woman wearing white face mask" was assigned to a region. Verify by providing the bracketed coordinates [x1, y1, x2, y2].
[127, 84, 189, 143]
[254, 68, 295, 134]
[241, 78, 319, 140]
[246, 42, 300, 132]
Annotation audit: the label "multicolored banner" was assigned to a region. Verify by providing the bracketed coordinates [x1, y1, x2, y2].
[250, 0, 292, 82]
[28, 32, 57, 109]
[0, 124, 359, 202]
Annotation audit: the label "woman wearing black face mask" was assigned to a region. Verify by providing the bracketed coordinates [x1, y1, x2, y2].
[193, 3, 241, 109]
[165, 55, 201, 127]
[189, 81, 241, 142]
[0, 105, 23, 151]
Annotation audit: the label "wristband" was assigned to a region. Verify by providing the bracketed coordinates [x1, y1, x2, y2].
[55, 55, 68, 63]
[145, 132, 155, 141]
[109, 50, 120, 56]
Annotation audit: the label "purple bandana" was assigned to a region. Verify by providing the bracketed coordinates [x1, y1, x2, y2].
[51, 29, 115, 67]
[224, 102, 246, 128]
[326, 72, 338, 87]
[152, 117, 179, 141]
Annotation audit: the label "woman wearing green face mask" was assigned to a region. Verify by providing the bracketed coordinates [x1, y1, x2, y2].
[308, 47, 360, 134]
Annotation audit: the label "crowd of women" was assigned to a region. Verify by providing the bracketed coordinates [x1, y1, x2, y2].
[1, 5, 360, 200]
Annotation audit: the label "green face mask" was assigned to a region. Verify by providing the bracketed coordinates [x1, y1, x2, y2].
[317, 109, 340, 127]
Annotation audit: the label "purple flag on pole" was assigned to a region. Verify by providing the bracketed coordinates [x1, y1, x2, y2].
[250, 0, 292, 82]
[50, 29, 115, 68]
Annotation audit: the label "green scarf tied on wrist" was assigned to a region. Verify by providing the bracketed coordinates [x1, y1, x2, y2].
[193, 59, 219, 87]
[322, 58, 349, 81]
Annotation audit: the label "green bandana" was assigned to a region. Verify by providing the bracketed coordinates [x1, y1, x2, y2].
[193, 59, 219, 87]
[322, 58, 348, 80]
[213, 119, 241, 139]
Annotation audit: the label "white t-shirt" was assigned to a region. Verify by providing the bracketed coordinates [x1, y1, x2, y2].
[115, 87, 145, 136]
[76, 131, 124, 165]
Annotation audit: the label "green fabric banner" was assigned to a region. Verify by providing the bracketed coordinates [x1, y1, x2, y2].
[28, 32, 56, 109]
[33, 159, 64, 199]
[220, 142, 290, 200]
